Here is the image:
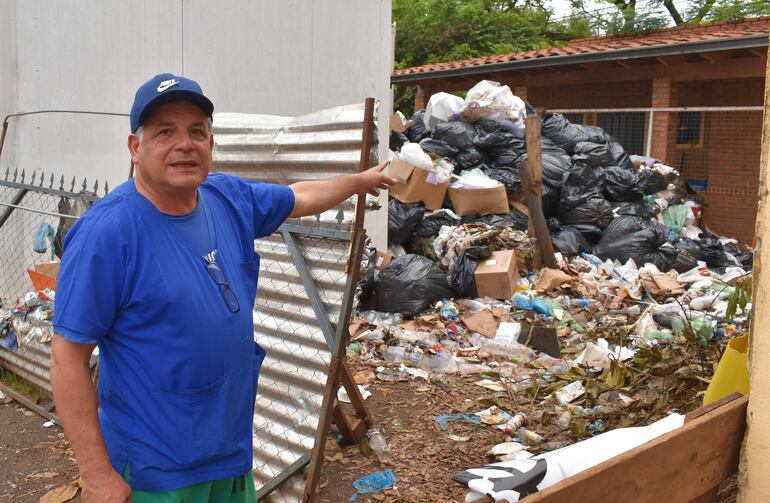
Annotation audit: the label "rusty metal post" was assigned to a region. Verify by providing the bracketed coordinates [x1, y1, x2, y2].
[519, 113, 558, 269]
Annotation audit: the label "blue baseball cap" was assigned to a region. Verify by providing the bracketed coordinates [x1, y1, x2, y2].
[130, 73, 214, 133]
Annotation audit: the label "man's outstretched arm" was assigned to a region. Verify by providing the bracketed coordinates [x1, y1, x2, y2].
[289, 161, 397, 218]
[51, 334, 131, 502]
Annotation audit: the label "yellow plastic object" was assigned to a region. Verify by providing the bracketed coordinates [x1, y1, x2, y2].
[704, 334, 750, 405]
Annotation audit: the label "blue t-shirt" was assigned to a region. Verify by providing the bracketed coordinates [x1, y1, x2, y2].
[52, 174, 295, 491]
[163, 198, 211, 259]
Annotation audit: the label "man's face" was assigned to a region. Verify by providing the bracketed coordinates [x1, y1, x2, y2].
[128, 100, 213, 196]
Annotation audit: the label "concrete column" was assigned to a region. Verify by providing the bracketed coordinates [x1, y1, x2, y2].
[739, 49, 770, 502]
[650, 77, 677, 162]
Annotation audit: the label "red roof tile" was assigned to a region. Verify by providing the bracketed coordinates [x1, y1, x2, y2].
[394, 17, 770, 77]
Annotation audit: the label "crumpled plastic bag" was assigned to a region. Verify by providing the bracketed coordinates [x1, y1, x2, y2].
[540, 138, 573, 188]
[419, 138, 459, 158]
[415, 209, 462, 238]
[484, 166, 522, 196]
[398, 142, 434, 170]
[432, 120, 476, 150]
[406, 109, 430, 143]
[388, 199, 425, 245]
[473, 119, 528, 154]
[549, 219, 591, 256]
[541, 114, 605, 153]
[374, 255, 455, 316]
[450, 246, 493, 298]
[460, 80, 526, 123]
[424, 92, 464, 131]
[593, 222, 678, 271]
[455, 147, 489, 170]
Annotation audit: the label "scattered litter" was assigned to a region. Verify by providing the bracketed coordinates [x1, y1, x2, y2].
[435, 412, 483, 431]
[351, 469, 397, 501]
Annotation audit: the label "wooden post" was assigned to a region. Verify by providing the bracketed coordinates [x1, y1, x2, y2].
[740, 49, 770, 502]
[519, 114, 557, 269]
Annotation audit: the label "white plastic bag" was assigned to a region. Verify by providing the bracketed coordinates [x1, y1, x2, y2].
[424, 92, 464, 132]
[460, 80, 526, 123]
[398, 142, 434, 171]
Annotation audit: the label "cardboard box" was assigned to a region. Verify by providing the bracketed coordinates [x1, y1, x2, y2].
[374, 251, 394, 271]
[27, 262, 59, 291]
[389, 113, 408, 133]
[388, 160, 449, 211]
[474, 250, 518, 300]
[448, 184, 509, 216]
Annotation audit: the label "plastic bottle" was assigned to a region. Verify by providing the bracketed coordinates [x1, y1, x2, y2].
[580, 252, 604, 267]
[367, 426, 392, 463]
[517, 427, 544, 443]
[608, 305, 642, 316]
[556, 410, 572, 430]
[383, 346, 406, 363]
[503, 413, 526, 434]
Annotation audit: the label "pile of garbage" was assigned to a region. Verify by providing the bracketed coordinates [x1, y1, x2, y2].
[0, 290, 55, 351]
[346, 80, 753, 501]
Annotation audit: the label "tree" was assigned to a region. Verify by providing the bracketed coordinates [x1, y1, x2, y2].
[393, 0, 584, 113]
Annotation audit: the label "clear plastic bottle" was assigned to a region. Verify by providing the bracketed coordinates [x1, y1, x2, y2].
[367, 426, 392, 463]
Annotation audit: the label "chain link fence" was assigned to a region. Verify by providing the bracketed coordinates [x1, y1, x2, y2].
[553, 107, 763, 243]
[0, 171, 105, 397]
[250, 226, 354, 502]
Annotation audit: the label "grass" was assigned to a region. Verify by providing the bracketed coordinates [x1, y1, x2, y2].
[0, 368, 46, 403]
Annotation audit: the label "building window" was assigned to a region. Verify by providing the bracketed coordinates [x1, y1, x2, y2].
[676, 112, 704, 148]
[596, 112, 645, 155]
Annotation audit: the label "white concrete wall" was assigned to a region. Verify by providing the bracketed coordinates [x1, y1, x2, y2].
[1, 0, 391, 243]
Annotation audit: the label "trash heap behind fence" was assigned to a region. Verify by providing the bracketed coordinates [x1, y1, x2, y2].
[0, 170, 105, 396]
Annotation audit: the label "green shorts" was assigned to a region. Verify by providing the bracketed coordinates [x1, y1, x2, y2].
[123, 465, 257, 503]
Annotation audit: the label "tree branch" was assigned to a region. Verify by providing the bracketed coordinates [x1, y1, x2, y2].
[662, 0, 685, 25]
[688, 0, 716, 23]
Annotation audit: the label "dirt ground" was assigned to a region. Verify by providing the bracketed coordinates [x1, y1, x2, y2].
[0, 401, 80, 503]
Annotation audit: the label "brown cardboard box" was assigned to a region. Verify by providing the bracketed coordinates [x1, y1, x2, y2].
[374, 251, 394, 271]
[474, 250, 518, 300]
[27, 262, 59, 291]
[389, 160, 449, 211]
[448, 185, 509, 216]
[389, 113, 408, 133]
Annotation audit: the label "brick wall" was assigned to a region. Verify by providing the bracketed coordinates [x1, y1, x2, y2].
[525, 80, 653, 109]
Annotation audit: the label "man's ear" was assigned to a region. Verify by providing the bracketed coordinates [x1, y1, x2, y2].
[128, 134, 140, 165]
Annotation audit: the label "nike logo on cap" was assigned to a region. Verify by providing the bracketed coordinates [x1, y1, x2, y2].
[157, 79, 180, 92]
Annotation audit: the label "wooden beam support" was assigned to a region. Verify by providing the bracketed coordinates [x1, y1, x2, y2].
[749, 48, 768, 59]
[655, 56, 670, 67]
[614, 60, 631, 69]
[525, 395, 748, 502]
[740, 46, 770, 501]
[698, 53, 715, 63]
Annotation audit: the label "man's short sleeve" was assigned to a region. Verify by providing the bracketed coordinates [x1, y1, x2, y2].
[225, 177, 294, 238]
[53, 211, 126, 344]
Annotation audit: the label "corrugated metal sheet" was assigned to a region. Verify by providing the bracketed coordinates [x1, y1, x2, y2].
[213, 102, 378, 231]
[213, 103, 377, 502]
[0, 340, 52, 396]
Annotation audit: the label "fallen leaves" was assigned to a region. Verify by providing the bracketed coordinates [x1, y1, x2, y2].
[39, 478, 80, 503]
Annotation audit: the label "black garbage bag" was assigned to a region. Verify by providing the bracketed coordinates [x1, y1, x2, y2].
[484, 166, 522, 196]
[674, 237, 728, 268]
[473, 120, 527, 154]
[388, 199, 425, 245]
[419, 138, 459, 158]
[599, 215, 652, 244]
[455, 147, 488, 170]
[358, 247, 379, 307]
[572, 141, 615, 167]
[542, 184, 560, 218]
[450, 246, 493, 298]
[549, 219, 591, 256]
[540, 138, 573, 188]
[604, 134, 635, 170]
[637, 170, 668, 194]
[490, 150, 520, 169]
[599, 166, 645, 202]
[566, 223, 605, 244]
[389, 130, 409, 152]
[670, 251, 699, 273]
[433, 121, 475, 151]
[374, 255, 455, 315]
[463, 207, 528, 231]
[406, 109, 430, 143]
[593, 222, 677, 271]
[611, 201, 654, 219]
[541, 114, 605, 153]
[723, 242, 753, 268]
[560, 163, 604, 208]
[558, 196, 613, 229]
[415, 210, 461, 238]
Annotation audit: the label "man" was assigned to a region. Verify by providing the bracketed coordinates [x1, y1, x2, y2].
[50, 73, 396, 502]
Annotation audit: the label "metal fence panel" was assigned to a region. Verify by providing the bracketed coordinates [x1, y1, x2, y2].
[0, 173, 103, 397]
[213, 103, 377, 501]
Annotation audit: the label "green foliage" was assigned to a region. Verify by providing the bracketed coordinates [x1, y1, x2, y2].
[726, 276, 752, 322]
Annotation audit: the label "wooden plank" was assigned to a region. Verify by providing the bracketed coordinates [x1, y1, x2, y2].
[521, 396, 748, 503]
